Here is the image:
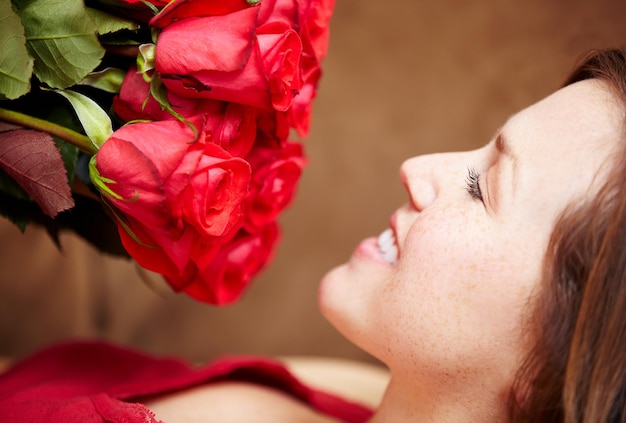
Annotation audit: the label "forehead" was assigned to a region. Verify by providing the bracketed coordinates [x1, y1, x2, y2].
[500, 79, 624, 221]
[505, 79, 622, 171]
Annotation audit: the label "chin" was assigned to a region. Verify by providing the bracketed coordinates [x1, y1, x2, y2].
[317, 263, 381, 355]
[317, 263, 347, 323]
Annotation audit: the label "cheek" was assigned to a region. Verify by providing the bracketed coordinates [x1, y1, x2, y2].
[390, 210, 485, 300]
[370, 213, 544, 373]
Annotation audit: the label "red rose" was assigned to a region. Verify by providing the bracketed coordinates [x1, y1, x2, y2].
[113, 69, 258, 157]
[244, 141, 306, 229]
[286, 0, 334, 136]
[203, 102, 259, 158]
[257, 21, 304, 111]
[118, 216, 201, 280]
[181, 223, 280, 304]
[92, 117, 251, 278]
[155, 5, 303, 112]
[287, 63, 320, 137]
[299, 0, 335, 61]
[87, 0, 332, 305]
[255, 109, 291, 147]
[113, 65, 217, 122]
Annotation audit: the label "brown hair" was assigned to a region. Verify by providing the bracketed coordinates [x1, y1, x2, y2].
[510, 49, 626, 422]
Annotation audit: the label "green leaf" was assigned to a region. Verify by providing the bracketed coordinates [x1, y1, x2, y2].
[13, 0, 105, 89]
[55, 137, 78, 185]
[50, 88, 113, 149]
[0, 1, 34, 99]
[86, 6, 140, 35]
[79, 67, 125, 93]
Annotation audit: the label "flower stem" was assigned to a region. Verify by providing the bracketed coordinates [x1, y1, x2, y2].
[0, 107, 97, 155]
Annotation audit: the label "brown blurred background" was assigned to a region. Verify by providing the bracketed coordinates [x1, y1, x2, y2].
[2, 0, 626, 364]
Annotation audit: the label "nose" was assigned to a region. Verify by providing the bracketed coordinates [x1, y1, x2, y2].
[399, 155, 438, 212]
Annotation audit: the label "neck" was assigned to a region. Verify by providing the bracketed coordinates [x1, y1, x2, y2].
[369, 373, 510, 423]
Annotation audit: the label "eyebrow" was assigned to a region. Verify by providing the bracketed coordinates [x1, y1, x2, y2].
[495, 132, 517, 163]
[489, 130, 518, 212]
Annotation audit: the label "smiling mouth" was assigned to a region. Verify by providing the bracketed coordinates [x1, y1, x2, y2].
[377, 228, 399, 265]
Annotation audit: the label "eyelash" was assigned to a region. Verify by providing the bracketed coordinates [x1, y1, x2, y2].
[465, 167, 483, 201]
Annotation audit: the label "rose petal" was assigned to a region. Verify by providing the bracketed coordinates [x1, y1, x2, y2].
[150, 0, 253, 28]
[184, 223, 280, 304]
[155, 9, 259, 75]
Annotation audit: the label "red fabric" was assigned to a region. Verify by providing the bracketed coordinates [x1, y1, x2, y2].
[0, 341, 373, 423]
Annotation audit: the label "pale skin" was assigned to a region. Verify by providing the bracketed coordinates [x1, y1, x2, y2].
[135, 79, 624, 421]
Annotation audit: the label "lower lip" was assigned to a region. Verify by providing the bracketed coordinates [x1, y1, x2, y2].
[352, 237, 394, 267]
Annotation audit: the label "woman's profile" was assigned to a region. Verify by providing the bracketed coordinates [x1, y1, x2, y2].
[318, 48, 626, 422]
[1, 49, 626, 422]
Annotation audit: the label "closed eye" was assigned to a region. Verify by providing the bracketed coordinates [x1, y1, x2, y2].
[465, 167, 483, 201]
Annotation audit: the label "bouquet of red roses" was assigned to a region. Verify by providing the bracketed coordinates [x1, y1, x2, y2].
[0, 0, 334, 305]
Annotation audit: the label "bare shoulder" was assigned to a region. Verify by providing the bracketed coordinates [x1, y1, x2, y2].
[280, 356, 390, 408]
[144, 357, 389, 423]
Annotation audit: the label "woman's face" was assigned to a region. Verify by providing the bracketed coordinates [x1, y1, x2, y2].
[319, 79, 623, 389]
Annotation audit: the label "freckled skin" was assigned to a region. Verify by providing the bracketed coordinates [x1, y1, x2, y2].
[319, 79, 624, 422]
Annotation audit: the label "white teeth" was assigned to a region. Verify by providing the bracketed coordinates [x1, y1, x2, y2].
[377, 228, 399, 265]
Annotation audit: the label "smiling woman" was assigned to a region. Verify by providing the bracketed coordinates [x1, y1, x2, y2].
[319, 67, 624, 422]
[2, 49, 625, 423]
